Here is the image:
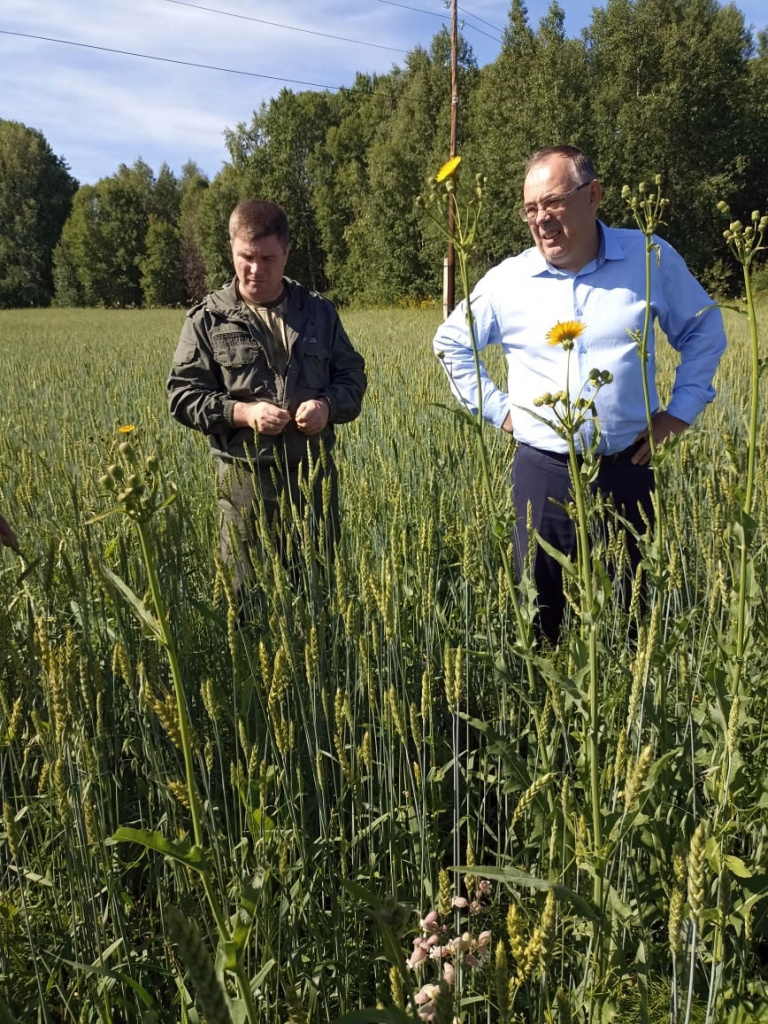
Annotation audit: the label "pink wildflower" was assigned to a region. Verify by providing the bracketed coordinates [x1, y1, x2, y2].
[408, 945, 429, 968]
[451, 896, 469, 909]
[421, 910, 440, 933]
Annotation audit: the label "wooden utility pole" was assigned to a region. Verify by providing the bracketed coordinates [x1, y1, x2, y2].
[443, 0, 458, 317]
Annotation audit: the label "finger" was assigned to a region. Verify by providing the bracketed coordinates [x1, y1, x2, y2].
[631, 443, 651, 466]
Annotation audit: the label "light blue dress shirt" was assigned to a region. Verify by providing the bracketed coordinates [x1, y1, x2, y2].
[433, 222, 727, 454]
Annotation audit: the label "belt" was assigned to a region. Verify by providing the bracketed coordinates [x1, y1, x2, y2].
[522, 440, 642, 466]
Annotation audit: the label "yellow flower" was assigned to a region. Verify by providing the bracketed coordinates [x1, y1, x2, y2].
[436, 156, 461, 182]
[546, 321, 587, 348]
[118, 424, 136, 433]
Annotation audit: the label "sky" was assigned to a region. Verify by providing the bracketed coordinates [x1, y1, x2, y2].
[2, 0, 766, 187]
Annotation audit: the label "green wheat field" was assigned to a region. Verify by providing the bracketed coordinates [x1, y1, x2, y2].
[1, 302, 766, 1023]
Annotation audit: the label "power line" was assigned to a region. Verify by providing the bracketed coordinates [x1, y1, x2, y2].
[457, 4, 504, 34]
[161, 0, 407, 54]
[373, 0, 502, 44]
[0, 30, 341, 91]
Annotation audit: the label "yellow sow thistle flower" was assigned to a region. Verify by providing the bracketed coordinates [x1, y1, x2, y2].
[118, 424, 136, 434]
[546, 320, 587, 350]
[436, 156, 461, 182]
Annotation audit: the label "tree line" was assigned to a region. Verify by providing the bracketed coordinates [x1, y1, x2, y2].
[2, 0, 767, 311]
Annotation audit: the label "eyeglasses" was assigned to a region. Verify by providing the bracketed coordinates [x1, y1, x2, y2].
[519, 180, 593, 222]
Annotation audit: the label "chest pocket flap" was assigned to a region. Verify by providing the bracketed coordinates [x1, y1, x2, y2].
[210, 327, 263, 369]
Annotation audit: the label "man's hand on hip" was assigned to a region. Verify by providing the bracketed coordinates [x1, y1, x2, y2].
[631, 410, 689, 465]
[234, 400, 291, 435]
[295, 398, 330, 435]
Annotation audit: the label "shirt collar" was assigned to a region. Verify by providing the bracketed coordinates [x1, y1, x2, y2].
[527, 220, 623, 278]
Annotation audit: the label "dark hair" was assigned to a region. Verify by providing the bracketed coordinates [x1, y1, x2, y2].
[229, 199, 290, 248]
[524, 145, 598, 186]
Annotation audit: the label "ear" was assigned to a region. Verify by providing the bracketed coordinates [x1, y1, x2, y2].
[589, 179, 603, 211]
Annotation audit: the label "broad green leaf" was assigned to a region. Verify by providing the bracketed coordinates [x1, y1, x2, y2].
[101, 566, 162, 639]
[455, 865, 599, 922]
[59, 957, 154, 1008]
[108, 826, 211, 873]
[724, 855, 753, 879]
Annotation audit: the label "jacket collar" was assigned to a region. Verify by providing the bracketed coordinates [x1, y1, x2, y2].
[206, 277, 307, 318]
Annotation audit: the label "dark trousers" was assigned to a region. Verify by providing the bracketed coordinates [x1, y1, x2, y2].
[216, 457, 339, 596]
[511, 443, 654, 644]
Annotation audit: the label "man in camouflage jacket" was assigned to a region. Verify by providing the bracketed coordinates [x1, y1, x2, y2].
[167, 199, 366, 593]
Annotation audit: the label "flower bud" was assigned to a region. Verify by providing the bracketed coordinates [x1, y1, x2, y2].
[107, 463, 124, 481]
[716, 200, 729, 214]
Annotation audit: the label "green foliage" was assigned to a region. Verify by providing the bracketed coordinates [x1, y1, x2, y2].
[0, 120, 77, 308]
[344, 32, 477, 305]
[140, 216, 185, 307]
[178, 161, 210, 304]
[585, 0, 755, 289]
[196, 162, 247, 292]
[53, 160, 156, 307]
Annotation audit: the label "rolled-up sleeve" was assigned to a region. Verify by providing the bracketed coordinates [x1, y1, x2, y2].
[432, 281, 510, 429]
[656, 239, 727, 425]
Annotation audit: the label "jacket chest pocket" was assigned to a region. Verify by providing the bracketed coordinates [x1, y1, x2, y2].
[211, 330, 263, 369]
[300, 338, 331, 390]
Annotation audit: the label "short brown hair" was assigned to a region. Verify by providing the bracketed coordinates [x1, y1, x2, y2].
[524, 145, 598, 186]
[229, 199, 290, 248]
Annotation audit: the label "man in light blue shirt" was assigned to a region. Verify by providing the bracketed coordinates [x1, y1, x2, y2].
[433, 145, 726, 642]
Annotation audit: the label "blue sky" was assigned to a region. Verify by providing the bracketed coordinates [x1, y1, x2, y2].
[2, 0, 766, 186]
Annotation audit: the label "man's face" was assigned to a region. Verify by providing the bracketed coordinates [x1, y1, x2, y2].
[231, 232, 290, 304]
[523, 155, 602, 273]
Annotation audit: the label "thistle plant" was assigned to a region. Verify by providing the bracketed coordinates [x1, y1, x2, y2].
[528, 324, 617, 1000]
[622, 177, 669, 464]
[715, 203, 766, 699]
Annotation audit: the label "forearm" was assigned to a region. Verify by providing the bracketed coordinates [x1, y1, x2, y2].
[168, 377, 236, 434]
[433, 299, 508, 428]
